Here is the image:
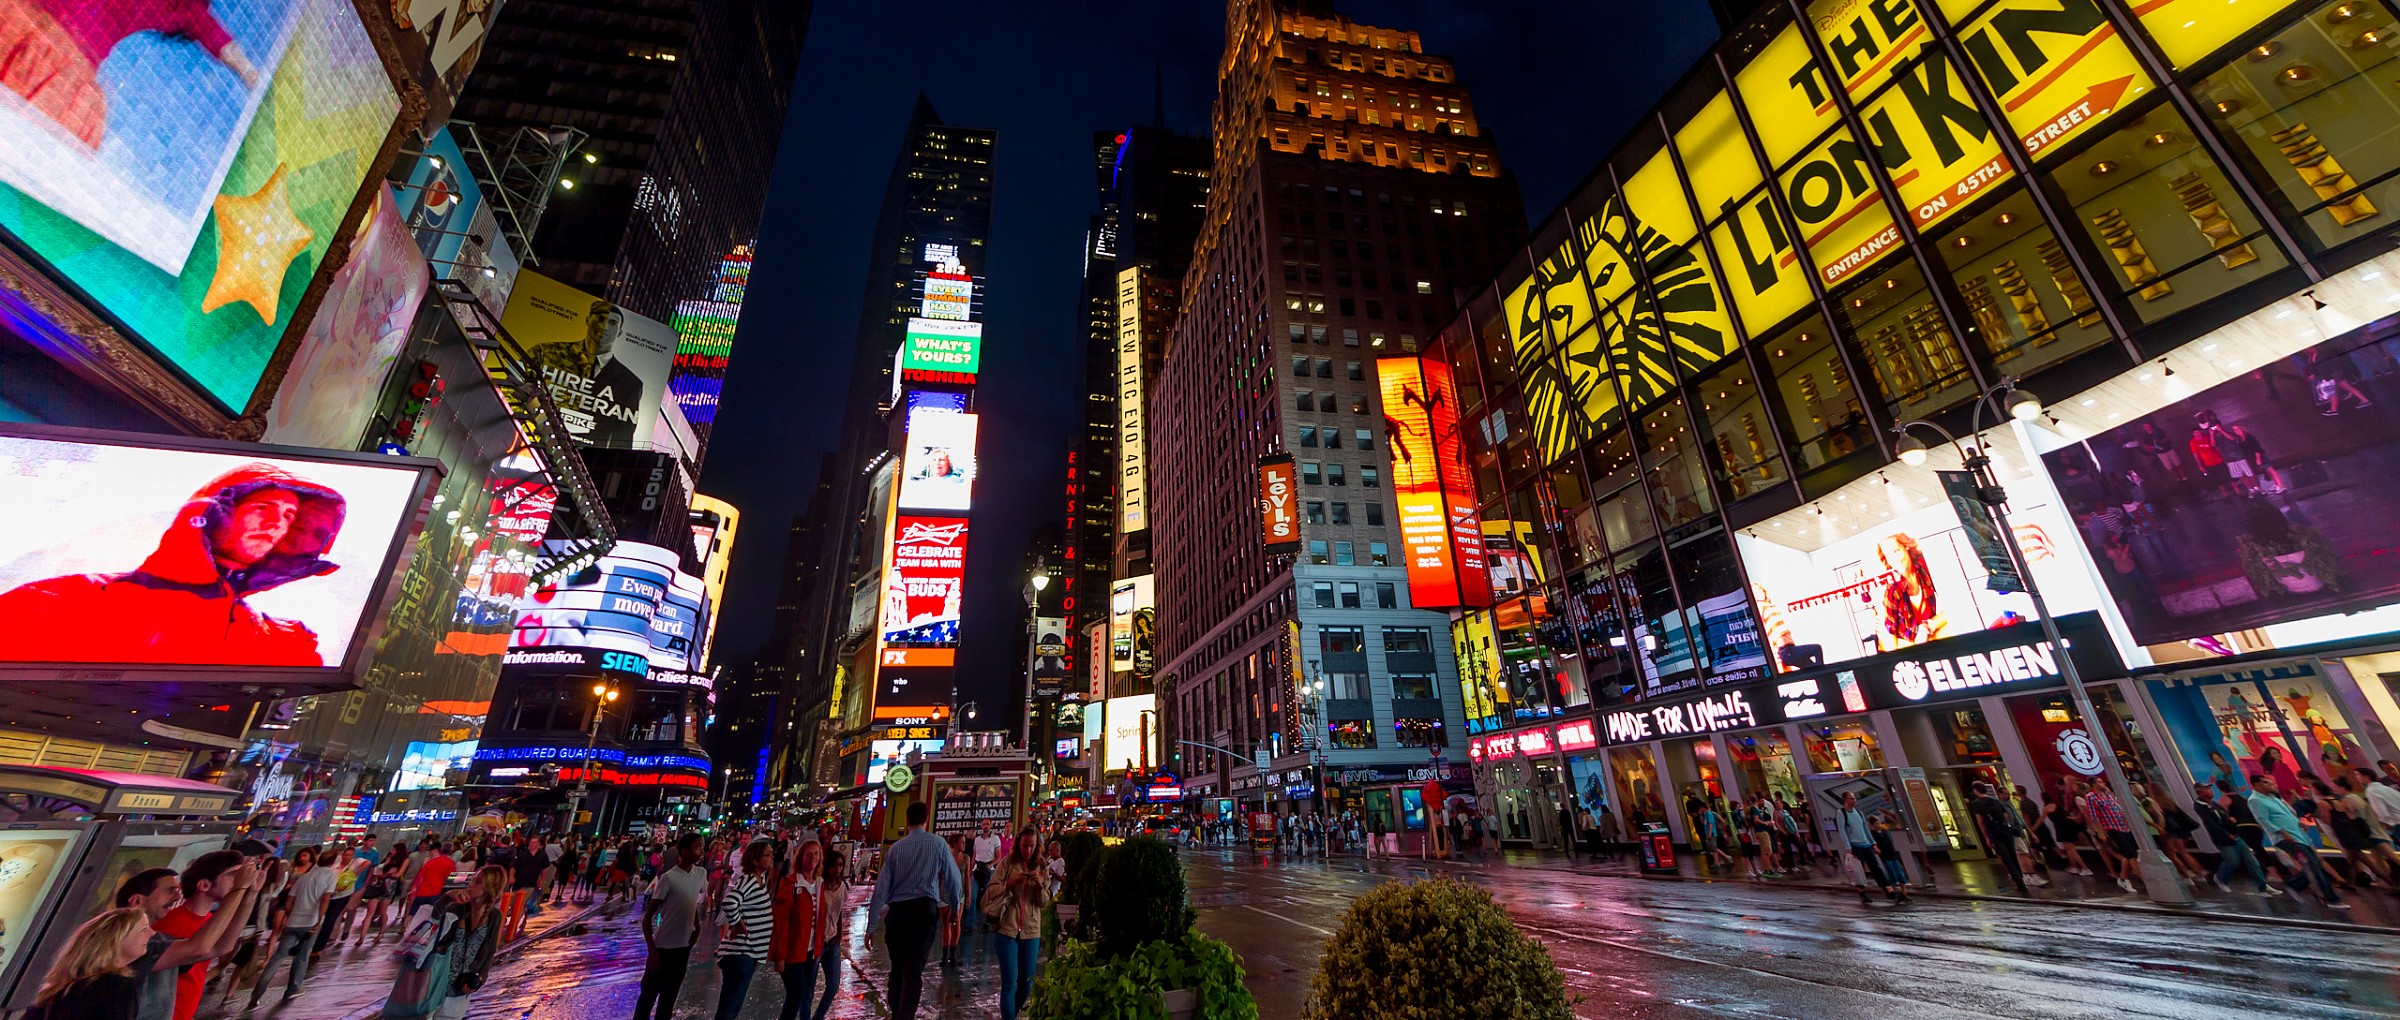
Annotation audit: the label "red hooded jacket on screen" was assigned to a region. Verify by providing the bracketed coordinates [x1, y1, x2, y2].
[0, 463, 348, 666]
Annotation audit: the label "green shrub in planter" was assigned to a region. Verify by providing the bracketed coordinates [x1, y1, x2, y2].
[1058, 831, 1108, 904]
[1086, 836, 1194, 958]
[1300, 877, 1571, 1020]
[1025, 931, 1258, 1020]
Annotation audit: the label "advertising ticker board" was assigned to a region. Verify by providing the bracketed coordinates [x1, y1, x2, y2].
[1259, 455, 1300, 553]
[1116, 267, 1148, 533]
[1376, 355, 1491, 609]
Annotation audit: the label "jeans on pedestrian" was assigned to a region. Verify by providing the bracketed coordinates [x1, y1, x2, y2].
[2276, 839, 2344, 904]
[714, 955, 760, 1020]
[811, 942, 840, 1020]
[1848, 845, 1892, 890]
[776, 956, 819, 1020]
[258, 927, 314, 997]
[995, 934, 1040, 1019]
[633, 945, 694, 1020]
[883, 898, 940, 1020]
[969, 865, 992, 930]
[2214, 838, 2271, 891]
[314, 894, 354, 954]
[1989, 835, 2029, 892]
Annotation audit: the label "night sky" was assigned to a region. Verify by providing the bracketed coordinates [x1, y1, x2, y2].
[700, 1, 1724, 713]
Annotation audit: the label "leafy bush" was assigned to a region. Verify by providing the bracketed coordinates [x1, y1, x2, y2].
[1086, 836, 1193, 958]
[1057, 830, 1108, 904]
[1300, 877, 1571, 1020]
[1025, 931, 1257, 1020]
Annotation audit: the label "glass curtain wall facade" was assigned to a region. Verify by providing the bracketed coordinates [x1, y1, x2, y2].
[1439, 0, 2400, 845]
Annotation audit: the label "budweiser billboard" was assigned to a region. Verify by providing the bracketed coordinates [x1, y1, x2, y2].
[1259, 454, 1300, 554]
[1376, 355, 1491, 609]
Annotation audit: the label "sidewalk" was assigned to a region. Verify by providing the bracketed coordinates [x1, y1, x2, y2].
[192, 891, 607, 1020]
[1362, 842, 2400, 932]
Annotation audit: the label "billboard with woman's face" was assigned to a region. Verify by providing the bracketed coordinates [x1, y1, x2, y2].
[0, 426, 434, 676]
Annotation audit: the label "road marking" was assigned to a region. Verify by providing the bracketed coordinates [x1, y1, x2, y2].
[1506, 922, 1999, 1018]
[1241, 902, 1336, 937]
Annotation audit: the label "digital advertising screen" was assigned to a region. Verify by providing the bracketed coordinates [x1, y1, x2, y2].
[1737, 490, 2096, 674]
[1109, 575, 1154, 675]
[667, 245, 751, 437]
[496, 271, 675, 449]
[901, 317, 982, 376]
[0, 427, 434, 674]
[1103, 693, 1159, 772]
[260, 185, 427, 450]
[0, 0, 402, 411]
[2042, 319, 2400, 646]
[898, 402, 978, 512]
[881, 516, 967, 650]
[510, 541, 709, 673]
[1377, 355, 1491, 609]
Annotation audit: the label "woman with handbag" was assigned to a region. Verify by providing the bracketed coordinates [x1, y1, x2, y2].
[988, 827, 1049, 1020]
[430, 866, 507, 1019]
[939, 834, 968, 967]
[767, 840, 827, 1020]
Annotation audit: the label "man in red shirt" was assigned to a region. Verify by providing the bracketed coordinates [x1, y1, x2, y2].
[152, 850, 261, 1020]
[409, 837, 456, 914]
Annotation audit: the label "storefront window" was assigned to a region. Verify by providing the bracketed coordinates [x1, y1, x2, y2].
[1393, 717, 1444, 747]
[2196, 3, 2400, 254]
[2147, 667, 2374, 793]
[2044, 105, 2291, 323]
[1328, 719, 1377, 749]
[2136, 0, 2313, 69]
[1609, 745, 1667, 827]
[1692, 357, 1787, 501]
[1639, 402, 1713, 528]
[1592, 479, 1658, 557]
[1728, 729, 1803, 804]
[1927, 187, 2116, 375]
[1832, 261, 1977, 424]
[1801, 721, 1886, 773]
[1761, 315, 1877, 481]
[1932, 705, 2002, 764]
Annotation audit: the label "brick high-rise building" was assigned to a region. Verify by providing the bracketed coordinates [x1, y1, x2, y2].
[1152, 0, 1525, 806]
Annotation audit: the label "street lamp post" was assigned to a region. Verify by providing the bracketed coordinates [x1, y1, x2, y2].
[1023, 572, 1050, 756]
[1893, 381, 2195, 907]
[567, 680, 619, 835]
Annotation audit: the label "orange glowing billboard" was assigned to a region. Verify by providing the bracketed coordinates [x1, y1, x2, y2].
[1258, 454, 1299, 554]
[1376, 355, 1491, 609]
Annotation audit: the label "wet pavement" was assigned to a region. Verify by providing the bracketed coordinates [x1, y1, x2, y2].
[239, 851, 2400, 1020]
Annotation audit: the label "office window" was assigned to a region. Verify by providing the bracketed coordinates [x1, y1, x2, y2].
[1338, 581, 1362, 608]
[1289, 323, 1306, 344]
[1327, 463, 1346, 486]
[1319, 393, 1340, 412]
[1369, 541, 1390, 565]
[1326, 429, 1343, 449]
[1366, 503, 1384, 526]
[1393, 717, 1444, 748]
[1362, 466, 1380, 488]
[1305, 500, 1327, 525]
[1329, 502, 1351, 525]
[1344, 328, 1361, 347]
[1416, 280, 1433, 294]
[1347, 361, 1365, 380]
[1299, 425, 1318, 448]
[1334, 541, 1355, 565]
[1315, 358, 1333, 377]
[1308, 540, 1329, 565]
[1293, 356, 1311, 377]
[1350, 396, 1371, 414]
[1356, 429, 1374, 450]
[1296, 388, 1314, 410]
[1375, 581, 1398, 607]
[1329, 719, 1378, 749]
[1383, 626, 1433, 652]
[1311, 325, 1329, 344]
[1301, 462, 1321, 484]
[1313, 582, 1336, 607]
[1319, 626, 1366, 654]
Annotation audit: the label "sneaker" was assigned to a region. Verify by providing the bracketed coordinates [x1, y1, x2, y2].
[2028, 875, 2049, 887]
[2212, 877, 2233, 892]
[2329, 900, 2354, 910]
[2116, 877, 2137, 893]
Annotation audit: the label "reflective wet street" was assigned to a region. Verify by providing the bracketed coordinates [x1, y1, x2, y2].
[399, 849, 2400, 1020]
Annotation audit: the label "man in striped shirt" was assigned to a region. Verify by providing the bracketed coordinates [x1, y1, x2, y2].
[713, 841, 775, 1020]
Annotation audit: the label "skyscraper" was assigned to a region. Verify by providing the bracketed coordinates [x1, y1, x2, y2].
[784, 100, 996, 788]
[1151, 0, 1525, 804]
[450, 0, 807, 321]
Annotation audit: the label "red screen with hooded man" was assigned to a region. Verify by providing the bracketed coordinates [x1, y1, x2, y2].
[0, 432, 429, 671]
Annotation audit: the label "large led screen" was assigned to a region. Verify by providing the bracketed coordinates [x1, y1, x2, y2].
[881, 516, 966, 650]
[259, 185, 426, 450]
[1103, 693, 1158, 772]
[1737, 492, 2097, 674]
[0, 0, 400, 410]
[496, 271, 675, 449]
[898, 404, 978, 512]
[510, 541, 708, 673]
[1377, 355, 1491, 609]
[0, 428, 432, 672]
[2042, 319, 2400, 645]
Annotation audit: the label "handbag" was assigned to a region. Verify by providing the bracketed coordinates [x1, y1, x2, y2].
[382, 941, 454, 1018]
[397, 907, 451, 968]
[981, 870, 1014, 924]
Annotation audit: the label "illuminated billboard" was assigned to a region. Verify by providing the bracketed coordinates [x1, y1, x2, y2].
[882, 516, 968, 650]
[667, 245, 751, 436]
[1736, 491, 2097, 674]
[496, 271, 676, 449]
[0, 426, 435, 675]
[1116, 267, 1148, 532]
[260, 186, 428, 450]
[510, 541, 710, 674]
[397, 127, 518, 311]
[1377, 355, 1492, 609]
[901, 318, 982, 375]
[1110, 575, 1155, 678]
[898, 402, 978, 512]
[1102, 694, 1159, 772]
[922, 268, 973, 321]
[1259, 455, 1299, 554]
[0, 0, 402, 411]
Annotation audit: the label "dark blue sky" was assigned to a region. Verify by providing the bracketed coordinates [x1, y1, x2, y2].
[700, 1, 1724, 709]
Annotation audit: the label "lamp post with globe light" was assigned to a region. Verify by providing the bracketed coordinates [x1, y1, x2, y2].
[1892, 380, 2193, 906]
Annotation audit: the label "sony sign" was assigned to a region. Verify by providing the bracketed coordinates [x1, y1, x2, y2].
[1887, 641, 2061, 702]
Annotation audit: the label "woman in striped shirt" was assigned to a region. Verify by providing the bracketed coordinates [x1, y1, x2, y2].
[712, 841, 775, 1020]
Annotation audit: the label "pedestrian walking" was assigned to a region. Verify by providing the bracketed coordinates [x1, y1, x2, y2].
[1967, 782, 2033, 896]
[812, 848, 849, 1020]
[20, 907, 154, 1020]
[767, 840, 829, 1020]
[867, 802, 962, 1020]
[713, 841, 773, 1020]
[989, 828, 1049, 1020]
[316, 845, 367, 955]
[2250, 775, 2349, 909]
[408, 839, 457, 916]
[251, 846, 336, 1007]
[2197, 782, 2273, 894]
[424, 866, 506, 1020]
[1838, 793, 1907, 905]
[969, 821, 1002, 932]
[633, 834, 711, 1020]
[939, 834, 969, 967]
